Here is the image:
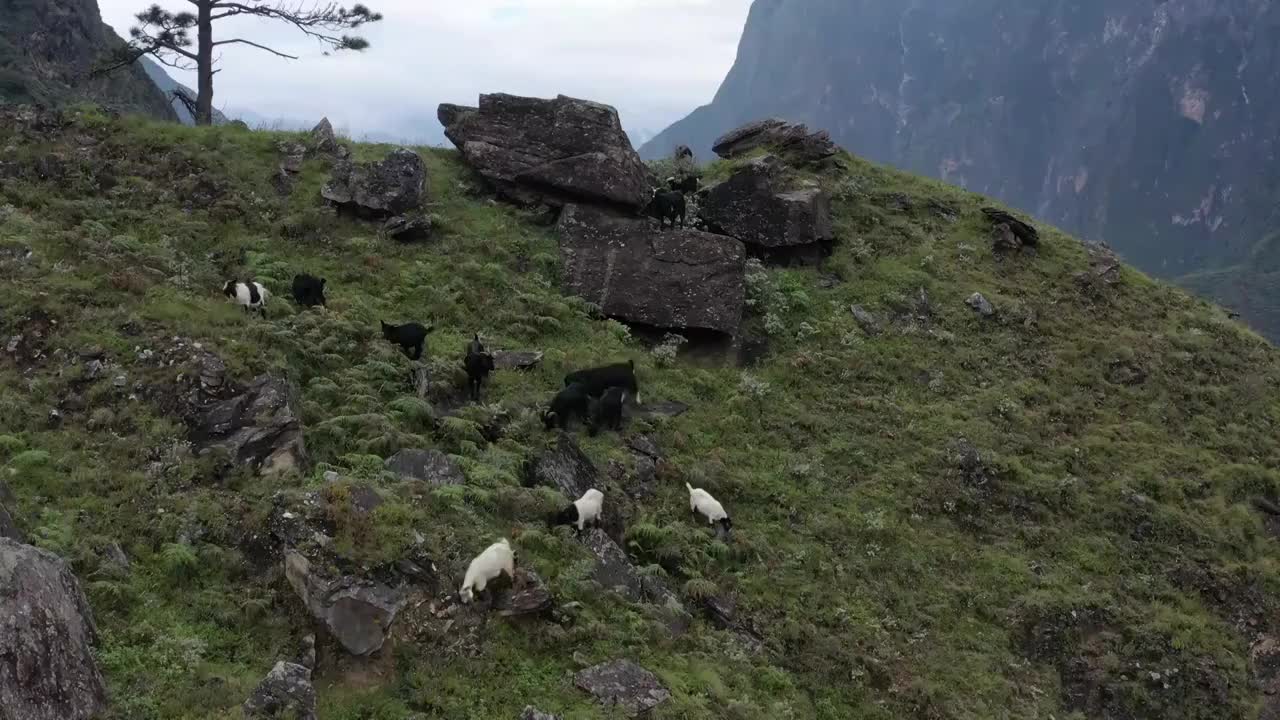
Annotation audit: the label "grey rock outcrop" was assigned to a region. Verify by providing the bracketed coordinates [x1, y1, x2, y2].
[322, 148, 426, 217]
[190, 374, 308, 477]
[439, 93, 651, 209]
[712, 118, 838, 163]
[524, 433, 598, 500]
[243, 661, 316, 720]
[557, 204, 746, 336]
[384, 449, 465, 486]
[574, 659, 671, 716]
[0, 538, 107, 720]
[284, 551, 407, 656]
[700, 155, 832, 250]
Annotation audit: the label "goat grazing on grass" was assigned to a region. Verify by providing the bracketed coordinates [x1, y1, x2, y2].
[291, 274, 326, 308]
[551, 488, 604, 533]
[686, 482, 732, 537]
[459, 538, 515, 604]
[463, 334, 495, 402]
[588, 386, 626, 437]
[645, 189, 686, 230]
[563, 360, 640, 404]
[543, 382, 591, 431]
[381, 320, 433, 361]
[223, 280, 270, 318]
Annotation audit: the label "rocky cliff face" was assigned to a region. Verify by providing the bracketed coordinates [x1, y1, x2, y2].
[0, 0, 176, 121]
[644, 0, 1280, 285]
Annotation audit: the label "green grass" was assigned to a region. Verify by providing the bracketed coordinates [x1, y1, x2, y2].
[3, 106, 1280, 719]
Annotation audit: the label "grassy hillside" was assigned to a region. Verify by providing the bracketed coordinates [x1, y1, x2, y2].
[4, 106, 1280, 720]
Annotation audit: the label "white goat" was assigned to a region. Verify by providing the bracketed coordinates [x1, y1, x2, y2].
[686, 483, 732, 535]
[553, 488, 604, 532]
[459, 538, 515, 604]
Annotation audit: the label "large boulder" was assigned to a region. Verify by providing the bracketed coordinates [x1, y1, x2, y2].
[284, 551, 407, 656]
[322, 148, 426, 218]
[574, 659, 671, 717]
[243, 661, 316, 720]
[438, 94, 651, 209]
[700, 156, 833, 251]
[190, 374, 308, 477]
[557, 204, 746, 336]
[384, 449, 465, 486]
[0, 538, 107, 720]
[712, 118, 838, 163]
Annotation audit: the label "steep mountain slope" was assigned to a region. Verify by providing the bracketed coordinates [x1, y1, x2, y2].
[0, 0, 175, 120]
[4, 105, 1280, 719]
[643, 0, 1280, 304]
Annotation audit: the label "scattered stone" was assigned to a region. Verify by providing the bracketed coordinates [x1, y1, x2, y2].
[284, 550, 407, 656]
[277, 141, 307, 174]
[0, 538, 108, 719]
[384, 449, 465, 486]
[626, 435, 661, 460]
[299, 633, 316, 670]
[519, 707, 562, 720]
[700, 155, 832, 250]
[309, 117, 344, 156]
[438, 93, 652, 209]
[101, 541, 130, 572]
[574, 659, 671, 717]
[4, 335, 19, 353]
[322, 148, 427, 218]
[112, 373, 127, 388]
[84, 359, 104, 380]
[966, 292, 996, 318]
[323, 470, 340, 483]
[712, 118, 838, 163]
[383, 213, 434, 241]
[492, 350, 543, 371]
[582, 529, 687, 632]
[189, 374, 308, 477]
[557, 203, 746, 336]
[524, 433, 599, 499]
[981, 207, 1039, 247]
[242, 661, 316, 720]
[850, 305, 883, 336]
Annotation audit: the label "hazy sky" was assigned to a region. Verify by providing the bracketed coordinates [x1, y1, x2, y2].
[98, 0, 751, 144]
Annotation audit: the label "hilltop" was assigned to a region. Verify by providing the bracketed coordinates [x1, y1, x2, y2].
[3, 101, 1280, 720]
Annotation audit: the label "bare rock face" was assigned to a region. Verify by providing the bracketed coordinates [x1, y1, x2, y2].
[439, 93, 651, 209]
[700, 155, 833, 251]
[322, 148, 427, 218]
[284, 551, 407, 656]
[574, 659, 671, 717]
[190, 374, 308, 477]
[243, 661, 316, 720]
[712, 118, 838, 164]
[0, 538, 107, 720]
[557, 203, 746, 336]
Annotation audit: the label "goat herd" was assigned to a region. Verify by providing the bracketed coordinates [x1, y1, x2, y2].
[221, 267, 732, 606]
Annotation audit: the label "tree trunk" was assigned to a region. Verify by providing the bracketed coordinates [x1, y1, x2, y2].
[195, 0, 214, 126]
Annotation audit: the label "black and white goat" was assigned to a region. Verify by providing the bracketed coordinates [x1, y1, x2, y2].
[223, 280, 270, 318]
[687, 482, 732, 538]
[551, 488, 603, 533]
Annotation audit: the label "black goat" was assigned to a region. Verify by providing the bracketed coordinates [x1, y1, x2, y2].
[564, 360, 640, 404]
[381, 320, 434, 361]
[291, 274, 326, 308]
[543, 383, 591, 431]
[588, 386, 627, 437]
[645, 189, 686, 230]
[666, 175, 699, 194]
[463, 334, 495, 402]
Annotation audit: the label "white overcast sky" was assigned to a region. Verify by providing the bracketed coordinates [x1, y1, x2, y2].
[98, 0, 751, 144]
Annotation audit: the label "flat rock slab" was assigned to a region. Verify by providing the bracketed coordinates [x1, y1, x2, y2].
[284, 551, 407, 656]
[384, 449, 465, 486]
[322, 148, 426, 218]
[190, 374, 308, 477]
[492, 350, 543, 371]
[558, 204, 745, 336]
[575, 659, 671, 716]
[525, 434, 598, 499]
[626, 401, 689, 420]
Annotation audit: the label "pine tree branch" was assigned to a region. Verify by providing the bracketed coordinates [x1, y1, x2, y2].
[211, 38, 300, 59]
